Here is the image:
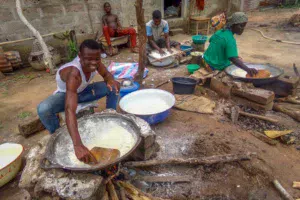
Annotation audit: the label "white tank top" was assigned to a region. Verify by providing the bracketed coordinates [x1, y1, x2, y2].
[54, 56, 97, 94]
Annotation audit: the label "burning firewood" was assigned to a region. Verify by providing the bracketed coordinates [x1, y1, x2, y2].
[107, 180, 119, 200]
[118, 181, 170, 200]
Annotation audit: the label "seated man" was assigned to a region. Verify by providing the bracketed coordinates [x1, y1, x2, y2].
[37, 39, 120, 163]
[102, 2, 138, 55]
[146, 10, 180, 55]
[203, 12, 258, 76]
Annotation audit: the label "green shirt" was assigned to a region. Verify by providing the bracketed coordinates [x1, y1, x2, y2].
[204, 29, 238, 71]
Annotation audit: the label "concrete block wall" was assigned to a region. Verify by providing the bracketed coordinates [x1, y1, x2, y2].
[0, 0, 160, 63]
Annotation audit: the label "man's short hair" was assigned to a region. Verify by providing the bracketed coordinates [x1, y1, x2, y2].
[104, 2, 110, 7]
[152, 10, 162, 20]
[79, 39, 102, 52]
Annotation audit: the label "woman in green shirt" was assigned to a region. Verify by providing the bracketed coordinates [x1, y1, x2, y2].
[203, 12, 258, 76]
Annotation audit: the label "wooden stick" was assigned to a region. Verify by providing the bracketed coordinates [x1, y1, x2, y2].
[155, 80, 170, 88]
[124, 152, 256, 168]
[102, 190, 109, 200]
[107, 180, 119, 200]
[239, 111, 279, 124]
[119, 181, 170, 200]
[251, 131, 279, 146]
[16, 0, 55, 74]
[273, 180, 294, 200]
[134, 175, 192, 183]
[293, 181, 300, 189]
[134, 0, 147, 84]
[0, 31, 68, 46]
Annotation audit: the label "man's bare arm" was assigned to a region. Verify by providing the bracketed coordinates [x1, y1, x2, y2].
[148, 35, 165, 55]
[97, 61, 120, 92]
[102, 15, 108, 26]
[116, 15, 122, 29]
[65, 68, 97, 163]
[164, 33, 171, 51]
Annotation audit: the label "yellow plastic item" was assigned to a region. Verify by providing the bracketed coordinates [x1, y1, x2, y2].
[0, 143, 24, 187]
[264, 130, 293, 139]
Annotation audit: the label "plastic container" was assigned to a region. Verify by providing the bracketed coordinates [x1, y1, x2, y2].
[187, 64, 200, 74]
[171, 77, 197, 94]
[192, 35, 208, 44]
[180, 45, 193, 56]
[119, 82, 140, 98]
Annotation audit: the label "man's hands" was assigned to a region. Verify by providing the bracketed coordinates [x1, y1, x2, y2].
[74, 143, 97, 164]
[167, 48, 173, 54]
[246, 68, 258, 77]
[158, 48, 166, 56]
[108, 46, 113, 56]
[107, 79, 120, 93]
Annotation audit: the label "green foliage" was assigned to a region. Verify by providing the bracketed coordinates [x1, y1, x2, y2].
[18, 111, 32, 119]
[67, 40, 79, 61]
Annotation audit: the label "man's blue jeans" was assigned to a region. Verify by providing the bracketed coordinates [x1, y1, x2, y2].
[37, 82, 118, 134]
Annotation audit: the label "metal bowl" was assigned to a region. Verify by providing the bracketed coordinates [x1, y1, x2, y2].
[41, 113, 141, 172]
[119, 89, 175, 124]
[225, 63, 284, 86]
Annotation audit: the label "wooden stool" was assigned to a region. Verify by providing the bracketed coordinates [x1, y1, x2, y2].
[189, 16, 210, 35]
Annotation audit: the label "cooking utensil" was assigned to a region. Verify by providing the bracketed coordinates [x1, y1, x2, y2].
[0, 143, 24, 187]
[41, 113, 141, 172]
[90, 147, 120, 164]
[225, 63, 284, 86]
[119, 89, 175, 124]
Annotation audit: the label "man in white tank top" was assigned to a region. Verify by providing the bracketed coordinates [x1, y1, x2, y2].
[37, 39, 120, 164]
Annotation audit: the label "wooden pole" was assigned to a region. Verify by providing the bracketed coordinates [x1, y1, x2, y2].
[16, 0, 55, 75]
[0, 31, 67, 46]
[124, 152, 257, 168]
[134, 0, 147, 84]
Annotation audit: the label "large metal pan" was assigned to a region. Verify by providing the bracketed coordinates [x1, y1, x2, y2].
[225, 63, 284, 86]
[41, 113, 141, 172]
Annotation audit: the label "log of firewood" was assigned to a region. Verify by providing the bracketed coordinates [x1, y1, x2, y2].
[251, 131, 279, 146]
[293, 181, 300, 189]
[273, 180, 294, 200]
[134, 175, 192, 183]
[107, 180, 119, 200]
[124, 152, 257, 168]
[102, 191, 109, 200]
[119, 181, 170, 200]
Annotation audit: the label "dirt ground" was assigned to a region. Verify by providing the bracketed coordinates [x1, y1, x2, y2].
[1, 8, 300, 200]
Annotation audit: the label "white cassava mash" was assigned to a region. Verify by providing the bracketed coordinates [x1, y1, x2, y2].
[0, 143, 23, 169]
[122, 98, 170, 115]
[68, 121, 135, 167]
[231, 68, 248, 77]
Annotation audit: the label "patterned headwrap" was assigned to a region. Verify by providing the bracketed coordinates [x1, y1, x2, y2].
[225, 12, 248, 29]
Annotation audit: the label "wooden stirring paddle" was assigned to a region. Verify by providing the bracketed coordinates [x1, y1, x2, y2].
[90, 147, 120, 164]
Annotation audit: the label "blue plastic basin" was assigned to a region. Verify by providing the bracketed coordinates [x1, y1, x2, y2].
[119, 89, 175, 125]
[180, 45, 193, 56]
